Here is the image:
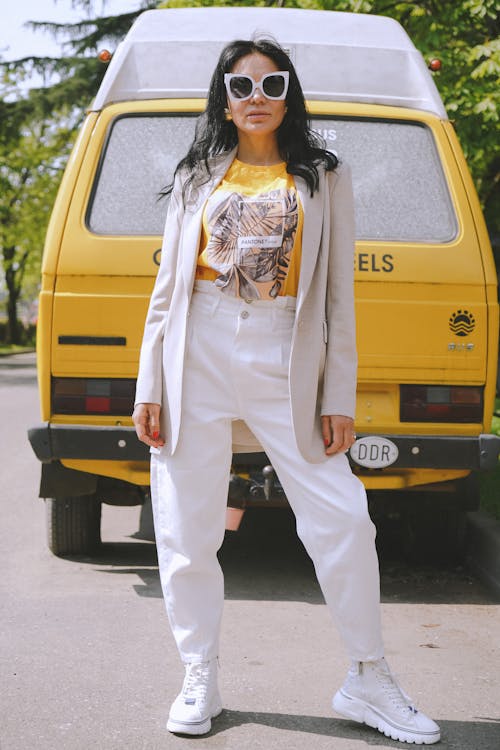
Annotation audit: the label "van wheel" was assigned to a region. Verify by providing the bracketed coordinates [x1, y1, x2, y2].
[46, 495, 101, 556]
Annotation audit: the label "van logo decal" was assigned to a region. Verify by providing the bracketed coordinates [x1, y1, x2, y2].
[449, 310, 475, 337]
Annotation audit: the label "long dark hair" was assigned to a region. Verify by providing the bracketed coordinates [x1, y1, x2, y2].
[166, 37, 337, 200]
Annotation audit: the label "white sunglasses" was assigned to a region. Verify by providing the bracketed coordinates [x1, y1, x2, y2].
[224, 71, 289, 101]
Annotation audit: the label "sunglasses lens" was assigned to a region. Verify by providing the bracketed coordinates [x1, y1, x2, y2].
[262, 74, 286, 98]
[229, 76, 253, 99]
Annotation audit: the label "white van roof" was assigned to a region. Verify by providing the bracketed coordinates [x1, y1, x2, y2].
[91, 7, 447, 119]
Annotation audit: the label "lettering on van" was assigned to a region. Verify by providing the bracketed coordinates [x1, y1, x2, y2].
[312, 127, 337, 143]
[153, 248, 162, 266]
[350, 435, 399, 469]
[354, 253, 394, 273]
[448, 342, 475, 351]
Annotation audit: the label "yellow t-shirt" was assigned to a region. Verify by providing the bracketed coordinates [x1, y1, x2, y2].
[196, 159, 303, 299]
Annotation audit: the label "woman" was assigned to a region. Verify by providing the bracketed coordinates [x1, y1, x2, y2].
[133, 38, 440, 744]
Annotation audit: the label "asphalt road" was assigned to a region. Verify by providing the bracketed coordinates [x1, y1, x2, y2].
[1, 353, 499, 750]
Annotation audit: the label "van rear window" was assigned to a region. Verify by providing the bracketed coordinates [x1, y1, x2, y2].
[87, 114, 457, 243]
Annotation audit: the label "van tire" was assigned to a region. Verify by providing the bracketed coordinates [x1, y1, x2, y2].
[46, 495, 101, 556]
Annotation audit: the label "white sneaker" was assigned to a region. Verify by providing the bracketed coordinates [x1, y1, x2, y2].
[167, 659, 222, 735]
[332, 658, 440, 744]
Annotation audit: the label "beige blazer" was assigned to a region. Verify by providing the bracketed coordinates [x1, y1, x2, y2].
[135, 148, 357, 463]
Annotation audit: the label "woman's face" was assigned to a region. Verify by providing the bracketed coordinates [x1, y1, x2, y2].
[226, 53, 287, 140]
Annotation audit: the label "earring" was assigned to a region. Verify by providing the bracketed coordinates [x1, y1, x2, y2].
[224, 107, 233, 121]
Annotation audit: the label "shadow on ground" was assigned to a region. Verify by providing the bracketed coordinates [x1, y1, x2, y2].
[69, 505, 494, 606]
[201, 708, 500, 749]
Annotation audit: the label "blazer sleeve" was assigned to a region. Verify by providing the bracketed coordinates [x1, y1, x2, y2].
[134, 172, 185, 406]
[320, 162, 358, 419]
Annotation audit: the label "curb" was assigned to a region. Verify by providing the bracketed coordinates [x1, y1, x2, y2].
[466, 510, 500, 600]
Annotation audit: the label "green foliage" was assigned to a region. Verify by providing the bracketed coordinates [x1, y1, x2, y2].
[480, 463, 500, 520]
[480, 399, 500, 519]
[300, 0, 500, 238]
[0, 109, 73, 342]
[492, 398, 500, 437]
[0, 1, 157, 342]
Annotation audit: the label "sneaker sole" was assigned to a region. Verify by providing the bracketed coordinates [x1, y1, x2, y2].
[332, 690, 440, 745]
[167, 705, 222, 736]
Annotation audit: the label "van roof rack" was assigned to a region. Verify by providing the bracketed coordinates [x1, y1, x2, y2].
[91, 7, 447, 119]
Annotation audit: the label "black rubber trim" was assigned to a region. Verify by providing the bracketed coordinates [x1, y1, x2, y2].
[27, 425, 500, 470]
[58, 336, 126, 346]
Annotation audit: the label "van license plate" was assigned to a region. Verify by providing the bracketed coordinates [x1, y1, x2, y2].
[350, 436, 399, 469]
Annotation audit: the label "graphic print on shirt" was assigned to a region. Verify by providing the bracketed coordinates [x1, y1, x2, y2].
[205, 188, 298, 300]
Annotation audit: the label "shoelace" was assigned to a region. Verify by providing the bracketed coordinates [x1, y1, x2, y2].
[182, 662, 211, 702]
[376, 667, 418, 715]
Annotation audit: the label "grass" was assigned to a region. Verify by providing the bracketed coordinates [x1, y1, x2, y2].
[0, 344, 35, 356]
[492, 413, 500, 437]
[480, 464, 500, 520]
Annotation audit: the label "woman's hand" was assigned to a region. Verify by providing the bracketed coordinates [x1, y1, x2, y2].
[321, 415, 356, 455]
[132, 402, 165, 449]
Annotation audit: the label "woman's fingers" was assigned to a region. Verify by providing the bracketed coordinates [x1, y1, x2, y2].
[321, 415, 333, 449]
[322, 415, 356, 455]
[132, 403, 165, 448]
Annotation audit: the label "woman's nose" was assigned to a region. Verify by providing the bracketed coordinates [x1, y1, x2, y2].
[251, 87, 265, 102]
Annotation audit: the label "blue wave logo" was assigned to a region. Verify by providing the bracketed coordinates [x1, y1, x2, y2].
[449, 310, 475, 337]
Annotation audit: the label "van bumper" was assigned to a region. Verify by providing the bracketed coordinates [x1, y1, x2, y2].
[28, 423, 500, 470]
[28, 423, 149, 462]
[347, 433, 500, 471]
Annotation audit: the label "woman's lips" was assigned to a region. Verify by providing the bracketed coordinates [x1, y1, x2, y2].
[246, 110, 270, 120]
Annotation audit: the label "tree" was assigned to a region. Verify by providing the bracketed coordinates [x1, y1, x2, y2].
[321, 1, 499, 241]
[0, 1, 158, 344]
[0, 114, 73, 343]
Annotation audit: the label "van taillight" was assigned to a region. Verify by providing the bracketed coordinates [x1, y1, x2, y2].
[52, 378, 136, 415]
[400, 385, 483, 423]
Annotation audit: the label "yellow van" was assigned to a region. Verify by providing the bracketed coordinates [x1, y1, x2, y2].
[28, 7, 500, 555]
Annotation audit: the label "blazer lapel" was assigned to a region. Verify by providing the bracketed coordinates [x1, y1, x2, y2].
[295, 171, 325, 312]
[181, 148, 238, 291]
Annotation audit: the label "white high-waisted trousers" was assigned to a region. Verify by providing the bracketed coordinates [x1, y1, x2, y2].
[150, 281, 384, 664]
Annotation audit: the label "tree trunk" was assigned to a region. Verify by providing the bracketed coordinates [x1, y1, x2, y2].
[6, 293, 21, 345]
[3, 246, 21, 345]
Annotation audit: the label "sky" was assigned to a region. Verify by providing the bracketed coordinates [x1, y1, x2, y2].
[1, 0, 145, 62]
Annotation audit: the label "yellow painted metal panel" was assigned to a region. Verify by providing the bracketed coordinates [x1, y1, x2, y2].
[51, 283, 150, 377]
[36, 291, 53, 421]
[35, 98, 497, 492]
[356, 468, 470, 490]
[61, 459, 149, 485]
[354, 382, 483, 436]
